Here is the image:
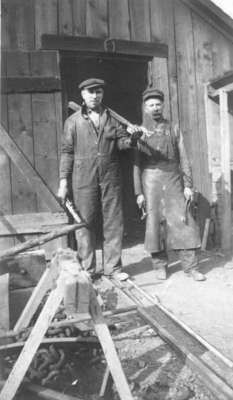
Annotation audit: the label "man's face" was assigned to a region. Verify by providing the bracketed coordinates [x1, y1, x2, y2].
[144, 97, 164, 120]
[81, 87, 104, 110]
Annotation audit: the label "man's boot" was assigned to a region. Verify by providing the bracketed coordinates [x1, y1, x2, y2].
[186, 269, 206, 281]
[179, 249, 206, 282]
[151, 252, 168, 280]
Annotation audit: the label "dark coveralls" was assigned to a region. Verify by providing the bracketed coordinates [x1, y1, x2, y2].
[134, 117, 201, 272]
[59, 106, 132, 276]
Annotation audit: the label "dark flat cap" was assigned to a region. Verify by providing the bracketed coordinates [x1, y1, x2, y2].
[78, 78, 105, 90]
[142, 88, 164, 102]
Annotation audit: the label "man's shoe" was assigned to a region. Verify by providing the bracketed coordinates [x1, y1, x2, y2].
[154, 266, 167, 280]
[111, 271, 129, 281]
[187, 270, 206, 281]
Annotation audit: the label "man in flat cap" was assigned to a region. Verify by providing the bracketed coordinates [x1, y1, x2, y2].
[134, 88, 206, 281]
[58, 78, 141, 280]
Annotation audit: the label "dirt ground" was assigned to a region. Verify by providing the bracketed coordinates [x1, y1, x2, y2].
[116, 244, 233, 362]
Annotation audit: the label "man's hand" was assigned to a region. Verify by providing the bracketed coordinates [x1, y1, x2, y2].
[137, 194, 145, 209]
[127, 125, 147, 141]
[57, 179, 68, 205]
[184, 187, 194, 202]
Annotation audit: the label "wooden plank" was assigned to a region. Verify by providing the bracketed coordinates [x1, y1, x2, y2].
[86, 0, 108, 38]
[0, 94, 13, 251]
[20, 383, 82, 400]
[1, 0, 8, 50]
[150, 58, 171, 119]
[0, 124, 60, 211]
[14, 255, 59, 332]
[73, 0, 87, 36]
[55, 92, 63, 160]
[58, 0, 73, 35]
[89, 288, 133, 400]
[0, 212, 67, 236]
[30, 50, 60, 78]
[150, 0, 179, 124]
[8, 94, 37, 214]
[128, 0, 151, 42]
[0, 274, 9, 333]
[192, 12, 215, 200]
[32, 93, 60, 212]
[0, 276, 64, 400]
[3, 77, 62, 94]
[0, 223, 84, 262]
[209, 70, 233, 89]
[219, 89, 231, 250]
[0, 381, 82, 400]
[42, 34, 168, 57]
[6, 0, 35, 50]
[6, 51, 30, 77]
[35, 0, 58, 49]
[109, 0, 130, 40]
[174, 1, 200, 188]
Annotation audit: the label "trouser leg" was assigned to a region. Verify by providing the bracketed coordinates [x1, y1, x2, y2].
[75, 227, 96, 274]
[178, 249, 198, 273]
[151, 251, 168, 279]
[101, 182, 123, 276]
[74, 188, 98, 274]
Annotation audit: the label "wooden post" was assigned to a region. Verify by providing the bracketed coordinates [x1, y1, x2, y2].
[219, 89, 232, 250]
[89, 288, 133, 400]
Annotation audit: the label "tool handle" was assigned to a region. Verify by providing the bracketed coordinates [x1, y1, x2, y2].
[65, 199, 83, 224]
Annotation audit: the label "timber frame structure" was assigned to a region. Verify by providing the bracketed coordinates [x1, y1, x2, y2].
[1, 0, 233, 256]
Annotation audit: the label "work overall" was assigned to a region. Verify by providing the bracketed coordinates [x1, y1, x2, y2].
[60, 107, 131, 276]
[134, 117, 201, 273]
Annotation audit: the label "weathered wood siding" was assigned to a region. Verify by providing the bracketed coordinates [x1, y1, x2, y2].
[1, 0, 233, 249]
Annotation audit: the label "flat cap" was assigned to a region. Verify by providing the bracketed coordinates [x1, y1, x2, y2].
[78, 78, 105, 90]
[142, 88, 164, 102]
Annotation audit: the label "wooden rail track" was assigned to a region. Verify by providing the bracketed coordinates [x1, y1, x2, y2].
[108, 277, 233, 400]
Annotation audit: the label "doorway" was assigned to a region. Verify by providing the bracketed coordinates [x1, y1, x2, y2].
[60, 52, 151, 245]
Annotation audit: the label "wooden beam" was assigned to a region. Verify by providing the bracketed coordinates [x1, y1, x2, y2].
[16, 383, 82, 400]
[0, 381, 83, 400]
[42, 34, 168, 58]
[209, 83, 233, 98]
[219, 89, 232, 250]
[0, 212, 68, 236]
[13, 256, 59, 333]
[208, 70, 233, 90]
[89, 288, 133, 400]
[0, 274, 9, 334]
[2, 77, 61, 94]
[0, 124, 61, 211]
[0, 276, 64, 400]
[0, 223, 85, 262]
[204, 85, 213, 175]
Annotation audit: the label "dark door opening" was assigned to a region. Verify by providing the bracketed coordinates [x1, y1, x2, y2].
[60, 52, 151, 246]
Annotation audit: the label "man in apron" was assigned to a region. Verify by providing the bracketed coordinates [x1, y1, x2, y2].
[134, 88, 206, 281]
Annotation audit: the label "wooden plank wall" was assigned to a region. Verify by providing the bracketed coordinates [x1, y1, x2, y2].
[2, 0, 233, 250]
